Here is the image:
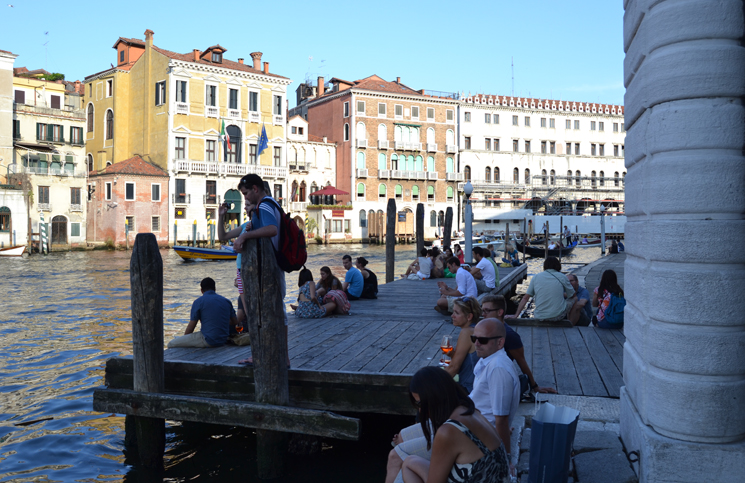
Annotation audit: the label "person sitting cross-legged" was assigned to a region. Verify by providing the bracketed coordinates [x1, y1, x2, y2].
[435, 257, 477, 314]
[168, 277, 238, 348]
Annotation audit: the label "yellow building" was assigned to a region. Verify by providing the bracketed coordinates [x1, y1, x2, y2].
[84, 29, 291, 242]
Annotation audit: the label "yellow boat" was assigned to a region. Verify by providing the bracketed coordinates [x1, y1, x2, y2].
[173, 245, 237, 261]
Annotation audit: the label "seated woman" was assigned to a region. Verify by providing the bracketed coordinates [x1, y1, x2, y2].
[592, 269, 624, 329]
[453, 244, 465, 264]
[315, 266, 336, 299]
[356, 257, 378, 299]
[294, 269, 336, 318]
[401, 366, 510, 483]
[502, 244, 521, 267]
[429, 247, 445, 279]
[444, 297, 481, 393]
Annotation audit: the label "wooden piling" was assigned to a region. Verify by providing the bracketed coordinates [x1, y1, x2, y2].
[559, 215, 563, 263]
[504, 223, 510, 261]
[386, 198, 396, 283]
[544, 221, 549, 259]
[415, 203, 424, 256]
[443, 207, 453, 249]
[129, 233, 165, 468]
[241, 237, 289, 479]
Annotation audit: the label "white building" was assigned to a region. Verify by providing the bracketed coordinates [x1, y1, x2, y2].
[456, 94, 626, 233]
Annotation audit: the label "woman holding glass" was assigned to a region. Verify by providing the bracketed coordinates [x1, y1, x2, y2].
[442, 297, 481, 392]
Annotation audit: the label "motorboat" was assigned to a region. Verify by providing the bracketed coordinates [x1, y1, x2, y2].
[0, 245, 26, 257]
[173, 245, 237, 261]
[432, 234, 521, 251]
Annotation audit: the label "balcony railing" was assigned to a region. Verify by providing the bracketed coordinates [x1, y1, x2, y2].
[18, 165, 87, 178]
[70, 203, 83, 212]
[427, 171, 439, 180]
[228, 109, 240, 119]
[446, 145, 457, 154]
[206, 106, 219, 117]
[273, 115, 283, 125]
[249, 111, 260, 123]
[356, 169, 368, 178]
[394, 141, 404, 150]
[203, 194, 221, 205]
[378, 169, 390, 178]
[427, 143, 438, 152]
[378, 140, 389, 149]
[446, 172, 465, 181]
[38, 203, 51, 211]
[174, 160, 287, 179]
[172, 193, 191, 204]
[14, 102, 84, 119]
[457, 180, 524, 191]
[176, 102, 189, 115]
[356, 139, 367, 148]
[405, 142, 422, 151]
[291, 201, 308, 212]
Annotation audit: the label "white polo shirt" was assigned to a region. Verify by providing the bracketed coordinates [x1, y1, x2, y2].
[469, 348, 520, 425]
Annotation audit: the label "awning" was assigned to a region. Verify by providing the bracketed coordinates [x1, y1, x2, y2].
[14, 142, 56, 153]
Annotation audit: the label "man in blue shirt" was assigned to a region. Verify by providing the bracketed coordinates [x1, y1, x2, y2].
[168, 278, 238, 348]
[342, 254, 363, 300]
[566, 273, 592, 326]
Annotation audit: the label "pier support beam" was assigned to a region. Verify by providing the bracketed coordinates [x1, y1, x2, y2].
[385, 198, 396, 283]
[622, 1, 745, 481]
[416, 203, 424, 256]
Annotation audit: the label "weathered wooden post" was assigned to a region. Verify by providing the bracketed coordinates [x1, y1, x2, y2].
[504, 223, 510, 261]
[559, 215, 563, 263]
[192, 220, 197, 247]
[125, 222, 129, 250]
[443, 207, 453, 250]
[544, 221, 549, 259]
[415, 203, 424, 256]
[385, 198, 396, 283]
[522, 217, 527, 263]
[129, 233, 165, 468]
[241, 237, 289, 479]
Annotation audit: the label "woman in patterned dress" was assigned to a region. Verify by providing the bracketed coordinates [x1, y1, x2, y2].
[294, 269, 336, 318]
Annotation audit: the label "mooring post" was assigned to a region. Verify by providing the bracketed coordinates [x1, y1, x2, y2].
[192, 220, 197, 247]
[385, 198, 396, 283]
[173, 221, 177, 247]
[125, 222, 129, 250]
[415, 203, 424, 256]
[559, 215, 564, 263]
[129, 233, 165, 468]
[544, 221, 549, 259]
[241, 238, 289, 479]
[505, 223, 510, 261]
[443, 207, 453, 250]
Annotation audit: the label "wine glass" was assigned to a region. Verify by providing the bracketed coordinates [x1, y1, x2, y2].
[440, 335, 453, 365]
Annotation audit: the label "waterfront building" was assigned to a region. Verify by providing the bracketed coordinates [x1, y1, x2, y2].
[84, 30, 291, 244]
[290, 75, 460, 240]
[456, 94, 627, 233]
[86, 155, 169, 247]
[8, 61, 87, 250]
[285, 115, 338, 240]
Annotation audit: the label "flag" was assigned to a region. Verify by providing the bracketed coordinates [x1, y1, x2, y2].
[257, 123, 268, 157]
[221, 119, 231, 152]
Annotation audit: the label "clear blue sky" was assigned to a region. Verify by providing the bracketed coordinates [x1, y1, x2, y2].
[1, 0, 625, 107]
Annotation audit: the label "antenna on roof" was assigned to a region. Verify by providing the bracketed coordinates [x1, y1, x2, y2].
[511, 57, 514, 97]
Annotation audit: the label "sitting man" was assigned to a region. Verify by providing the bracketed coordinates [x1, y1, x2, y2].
[481, 295, 557, 394]
[341, 254, 363, 300]
[566, 273, 593, 326]
[463, 246, 498, 294]
[168, 277, 238, 348]
[385, 318, 520, 483]
[506, 256, 575, 321]
[401, 248, 432, 280]
[435, 257, 477, 314]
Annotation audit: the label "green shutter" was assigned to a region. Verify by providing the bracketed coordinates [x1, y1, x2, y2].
[378, 153, 386, 170]
[71, 223, 80, 237]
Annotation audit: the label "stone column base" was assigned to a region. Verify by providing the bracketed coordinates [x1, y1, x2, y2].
[620, 387, 745, 482]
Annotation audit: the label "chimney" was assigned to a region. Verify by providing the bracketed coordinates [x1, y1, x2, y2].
[193, 49, 201, 62]
[144, 29, 154, 44]
[263, 62, 269, 74]
[396, 77, 401, 84]
[238, 58, 244, 65]
[318, 76, 325, 97]
[323, 136, 327, 143]
[250, 52, 263, 70]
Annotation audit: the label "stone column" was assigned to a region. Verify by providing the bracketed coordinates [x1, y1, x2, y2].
[622, 1, 745, 481]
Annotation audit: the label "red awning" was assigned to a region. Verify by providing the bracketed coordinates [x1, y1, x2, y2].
[309, 186, 349, 196]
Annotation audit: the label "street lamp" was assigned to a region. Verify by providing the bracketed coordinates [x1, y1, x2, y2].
[599, 204, 606, 256]
[464, 181, 473, 264]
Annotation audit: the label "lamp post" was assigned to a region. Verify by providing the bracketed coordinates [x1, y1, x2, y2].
[599, 204, 606, 256]
[464, 181, 473, 264]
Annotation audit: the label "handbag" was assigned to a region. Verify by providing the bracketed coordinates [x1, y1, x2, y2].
[529, 403, 580, 483]
[228, 332, 251, 346]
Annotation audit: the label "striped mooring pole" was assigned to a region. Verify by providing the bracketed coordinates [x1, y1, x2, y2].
[39, 211, 48, 254]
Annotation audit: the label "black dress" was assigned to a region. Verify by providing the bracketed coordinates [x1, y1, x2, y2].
[360, 268, 378, 299]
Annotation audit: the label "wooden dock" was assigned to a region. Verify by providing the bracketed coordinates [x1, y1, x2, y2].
[101, 263, 625, 418]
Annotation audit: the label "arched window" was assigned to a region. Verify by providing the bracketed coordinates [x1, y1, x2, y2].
[359, 209, 367, 227]
[567, 170, 573, 184]
[395, 125, 403, 142]
[427, 127, 435, 145]
[379, 184, 387, 199]
[378, 124, 387, 142]
[427, 185, 435, 201]
[356, 122, 366, 140]
[446, 129, 454, 146]
[378, 153, 387, 170]
[576, 170, 581, 187]
[310, 182, 318, 204]
[411, 127, 420, 143]
[357, 152, 366, 170]
[0, 206, 10, 233]
[446, 186, 454, 201]
[542, 169, 547, 185]
[622, 172, 626, 186]
[591, 170, 597, 187]
[485, 167, 491, 182]
[430, 210, 437, 227]
[391, 154, 399, 170]
[599, 170, 605, 186]
[292, 180, 299, 201]
[87, 104, 94, 133]
[412, 185, 420, 200]
[87, 154, 94, 172]
[446, 157, 454, 173]
[550, 169, 555, 184]
[226, 125, 242, 163]
[415, 155, 423, 171]
[513, 168, 519, 183]
[357, 182, 365, 199]
[614, 171, 620, 187]
[464, 165, 471, 181]
[427, 156, 434, 171]
[299, 181, 306, 201]
[438, 210, 445, 227]
[395, 184, 403, 200]
[494, 167, 500, 182]
[105, 109, 114, 140]
[407, 155, 414, 171]
[525, 169, 531, 183]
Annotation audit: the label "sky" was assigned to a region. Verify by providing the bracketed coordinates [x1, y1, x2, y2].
[1, 0, 626, 107]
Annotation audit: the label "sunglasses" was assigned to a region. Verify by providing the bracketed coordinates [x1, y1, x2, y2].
[470, 335, 503, 344]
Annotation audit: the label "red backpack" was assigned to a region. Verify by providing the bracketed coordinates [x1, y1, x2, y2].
[258, 198, 307, 273]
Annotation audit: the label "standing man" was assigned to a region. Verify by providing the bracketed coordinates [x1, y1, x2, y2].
[463, 246, 498, 294]
[566, 273, 593, 326]
[168, 277, 238, 348]
[342, 254, 363, 300]
[435, 257, 477, 314]
[507, 256, 575, 321]
[564, 225, 572, 246]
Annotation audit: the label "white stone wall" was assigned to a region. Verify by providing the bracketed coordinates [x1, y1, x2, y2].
[622, 1, 745, 481]
[0, 51, 17, 179]
[0, 188, 27, 247]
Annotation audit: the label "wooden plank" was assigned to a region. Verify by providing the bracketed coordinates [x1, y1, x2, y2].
[578, 327, 624, 398]
[340, 322, 411, 372]
[563, 329, 608, 397]
[93, 388, 360, 440]
[506, 318, 573, 328]
[594, 328, 624, 372]
[547, 328, 582, 396]
[293, 319, 387, 370]
[531, 328, 556, 392]
[382, 320, 447, 373]
[362, 322, 425, 373]
[321, 321, 400, 371]
[612, 328, 626, 346]
[404, 323, 460, 373]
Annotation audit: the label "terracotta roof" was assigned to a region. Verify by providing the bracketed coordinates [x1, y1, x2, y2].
[0, 49, 15, 55]
[317, 75, 423, 100]
[96, 156, 168, 177]
[112, 37, 145, 48]
[308, 134, 334, 144]
[151, 45, 288, 80]
[13, 66, 28, 75]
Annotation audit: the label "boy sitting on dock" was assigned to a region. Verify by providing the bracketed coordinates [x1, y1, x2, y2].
[435, 257, 477, 314]
[401, 248, 433, 280]
[168, 277, 238, 348]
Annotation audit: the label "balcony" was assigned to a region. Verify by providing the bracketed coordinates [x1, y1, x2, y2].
[273, 115, 283, 125]
[14, 102, 84, 120]
[203, 194, 221, 206]
[378, 169, 390, 179]
[427, 143, 438, 152]
[446, 145, 457, 154]
[457, 180, 524, 191]
[446, 172, 465, 182]
[427, 171, 439, 180]
[38, 203, 51, 211]
[172, 193, 191, 205]
[173, 160, 287, 179]
[228, 109, 240, 119]
[356, 139, 368, 148]
[394, 141, 404, 150]
[70, 203, 83, 212]
[406, 142, 422, 151]
[206, 106, 219, 117]
[176, 102, 189, 115]
[356, 169, 368, 178]
[291, 201, 308, 212]
[18, 165, 87, 178]
[378, 140, 389, 149]
[249, 111, 260, 123]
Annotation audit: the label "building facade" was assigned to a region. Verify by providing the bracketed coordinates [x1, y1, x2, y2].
[293, 75, 460, 240]
[457, 94, 627, 232]
[84, 30, 291, 244]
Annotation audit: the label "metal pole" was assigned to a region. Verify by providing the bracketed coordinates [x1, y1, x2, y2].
[192, 220, 197, 247]
[464, 197, 473, 265]
[522, 217, 527, 263]
[504, 223, 510, 262]
[174, 221, 177, 247]
[544, 220, 549, 259]
[559, 215, 563, 263]
[600, 206, 606, 256]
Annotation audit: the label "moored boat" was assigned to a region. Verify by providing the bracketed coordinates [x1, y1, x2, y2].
[0, 245, 26, 257]
[173, 245, 237, 261]
[515, 240, 577, 258]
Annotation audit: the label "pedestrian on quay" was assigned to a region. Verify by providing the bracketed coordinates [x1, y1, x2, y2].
[168, 277, 238, 348]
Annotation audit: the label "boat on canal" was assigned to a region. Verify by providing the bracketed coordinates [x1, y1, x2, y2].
[515, 240, 578, 257]
[0, 245, 26, 257]
[173, 245, 237, 261]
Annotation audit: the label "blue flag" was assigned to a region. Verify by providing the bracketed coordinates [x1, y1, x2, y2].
[257, 123, 268, 157]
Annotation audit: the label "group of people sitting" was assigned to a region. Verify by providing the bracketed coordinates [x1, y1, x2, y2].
[432, 247, 503, 314]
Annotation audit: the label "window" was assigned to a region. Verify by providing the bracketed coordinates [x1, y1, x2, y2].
[151, 216, 160, 232]
[378, 153, 387, 170]
[38, 185, 50, 204]
[0, 207, 9, 232]
[249, 91, 259, 112]
[50, 124, 63, 142]
[291, 126, 297, 134]
[566, 119, 571, 129]
[105, 182, 112, 201]
[395, 184, 403, 200]
[524, 116, 530, 127]
[464, 112, 471, 122]
[485, 167, 491, 182]
[71, 222, 80, 237]
[445, 109, 453, 121]
[357, 100, 365, 113]
[591, 144, 597, 156]
[621, 123, 625, 132]
[591, 121, 596, 131]
[549, 118, 555, 128]
[125, 182, 135, 201]
[550, 169, 555, 184]
[395, 104, 403, 118]
[70, 127, 83, 145]
[412, 185, 419, 200]
[379, 184, 386, 199]
[575, 143, 580, 155]
[446, 186, 454, 201]
[525, 141, 531, 153]
[541, 141, 547, 154]
[493, 114, 499, 124]
[119, 49, 125, 63]
[614, 172, 620, 187]
[206, 140, 216, 161]
[427, 185, 434, 201]
[525, 169, 531, 183]
[494, 167, 500, 182]
[614, 145, 619, 157]
[176, 80, 187, 103]
[356, 151, 366, 170]
[155, 81, 166, 106]
[575, 170, 581, 186]
[485, 113, 491, 123]
[175, 207, 186, 219]
[212, 51, 222, 63]
[446, 157, 454, 173]
[599, 144, 605, 156]
[50, 95, 61, 109]
[599, 171, 605, 186]
[298, 127, 304, 135]
[566, 142, 572, 155]
[513, 168, 519, 183]
[175, 137, 186, 159]
[464, 137, 471, 150]
[591, 170, 597, 186]
[430, 210, 437, 227]
[105, 110, 114, 140]
[273, 147, 281, 166]
[550, 141, 556, 154]
[274, 95, 282, 115]
[151, 184, 161, 201]
[599, 122, 605, 132]
[206, 85, 217, 106]
[344, 123, 350, 141]
[540, 118, 546, 127]
[87, 104, 94, 132]
[411, 106, 419, 119]
[71, 187, 81, 205]
[494, 139, 500, 151]
[541, 170, 547, 185]
[175, 179, 186, 204]
[513, 139, 519, 152]
[106, 79, 113, 97]
[229, 89, 238, 110]
[574, 120, 580, 129]
[87, 154, 93, 173]
[485, 139, 491, 150]
[464, 166, 471, 181]
[378, 103, 386, 116]
[206, 180, 217, 204]
[14, 89, 25, 104]
[613, 122, 619, 132]
[125, 216, 135, 232]
[344, 102, 350, 117]
[512, 115, 518, 126]
[359, 209, 367, 228]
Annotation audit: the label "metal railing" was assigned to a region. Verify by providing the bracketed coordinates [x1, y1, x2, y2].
[176, 103, 189, 115]
[356, 139, 367, 148]
[203, 194, 221, 205]
[446, 172, 465, 181]
[378, 140, 389, 149]
[427, 143, 438, 152]
[14, 102, 85, 119]
[174, 160, 287, 178]
[291, 201, 308, 212]
[38, 203, 51, 211]
[427, 171, 439, 180]
[18, 165, 87, 178]
[70, 204, 83, 212]
[356, 169, 368, 178]
[446, 145, 457, 154]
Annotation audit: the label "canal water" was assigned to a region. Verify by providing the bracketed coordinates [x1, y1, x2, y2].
[0, 243, 603, 482]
